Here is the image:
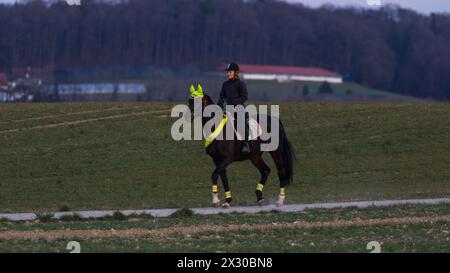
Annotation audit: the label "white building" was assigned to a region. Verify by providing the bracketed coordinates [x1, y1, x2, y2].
[221, 64, 343, 83]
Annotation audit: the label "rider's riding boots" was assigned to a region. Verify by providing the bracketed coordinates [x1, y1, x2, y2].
[242, 113, 251, 154]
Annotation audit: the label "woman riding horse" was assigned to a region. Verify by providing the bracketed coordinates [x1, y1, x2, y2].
[188, 63, 295, 208]
[218, 62, 250, 154]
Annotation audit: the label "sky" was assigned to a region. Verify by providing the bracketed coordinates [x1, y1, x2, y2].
[287, 0, 450, 14]
[0, 0, 450, 14]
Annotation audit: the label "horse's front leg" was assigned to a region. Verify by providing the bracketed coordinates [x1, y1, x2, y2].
[211, 160, 231, 208]
[220, 170, 232, 208]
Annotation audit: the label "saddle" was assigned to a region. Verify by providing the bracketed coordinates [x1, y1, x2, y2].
[225, 112, 263, 141]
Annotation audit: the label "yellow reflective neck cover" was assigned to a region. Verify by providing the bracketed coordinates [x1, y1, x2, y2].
[204, 115, 228, 148]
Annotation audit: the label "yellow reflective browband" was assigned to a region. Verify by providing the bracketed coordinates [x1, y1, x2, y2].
[225, 191, 232, 199]
[256, 183, 264, 191]
[212, 185, 218, 193]
[280, 188, 285, 196]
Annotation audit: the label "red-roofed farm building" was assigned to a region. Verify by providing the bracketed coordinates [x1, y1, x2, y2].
[219, 64, 343, 84]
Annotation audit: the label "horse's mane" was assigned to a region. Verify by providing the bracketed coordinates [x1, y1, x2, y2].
[203, 93, 215, 105]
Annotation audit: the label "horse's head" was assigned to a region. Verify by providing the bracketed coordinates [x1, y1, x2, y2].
[188, 84, 213, 120]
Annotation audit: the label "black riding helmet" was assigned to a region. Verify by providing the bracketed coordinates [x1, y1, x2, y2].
[226, 62, 239, 72]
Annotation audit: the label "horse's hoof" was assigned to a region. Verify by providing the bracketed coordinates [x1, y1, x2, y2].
[212, 202, 221, 208]
[222, 202, 231, 209]
[257, 199, 268, 206]
[277, 195, 286, 207]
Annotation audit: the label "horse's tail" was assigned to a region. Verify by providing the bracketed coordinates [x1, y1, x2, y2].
[273, 120, 295, 187]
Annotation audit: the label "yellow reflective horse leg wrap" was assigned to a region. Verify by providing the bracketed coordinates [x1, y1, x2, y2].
[212, 185, 218, 193]
[225, 191, 232, 199]
[256, 183, 264, 192]
[280, 187, 285, 196]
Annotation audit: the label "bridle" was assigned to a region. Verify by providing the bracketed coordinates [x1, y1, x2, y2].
[190, 96, 208, 118]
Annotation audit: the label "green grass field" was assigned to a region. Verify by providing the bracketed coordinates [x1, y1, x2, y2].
[0, 101, 449, 253]
[0, 204, 448, 253]
[0, 102, 449, 213]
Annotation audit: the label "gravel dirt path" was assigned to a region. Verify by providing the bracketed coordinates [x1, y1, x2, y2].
[0, 214, 449, 241]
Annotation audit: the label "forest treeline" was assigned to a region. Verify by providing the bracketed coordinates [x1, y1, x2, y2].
[0, 0, 450, 100]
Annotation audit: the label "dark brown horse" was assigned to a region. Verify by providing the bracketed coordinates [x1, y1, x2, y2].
[188, 91, 295, 208]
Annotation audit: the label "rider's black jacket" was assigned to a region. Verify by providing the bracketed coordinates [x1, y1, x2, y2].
[217, 78, 248, 108]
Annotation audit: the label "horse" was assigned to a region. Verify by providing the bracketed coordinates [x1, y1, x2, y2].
[187, 85, 295, 208]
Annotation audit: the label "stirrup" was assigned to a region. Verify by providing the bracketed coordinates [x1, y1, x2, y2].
[242, 142, 250, 154]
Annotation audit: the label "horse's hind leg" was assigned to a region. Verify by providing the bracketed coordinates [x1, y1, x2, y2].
[250, 155, 271, 205]
[270, 150, 287, 207]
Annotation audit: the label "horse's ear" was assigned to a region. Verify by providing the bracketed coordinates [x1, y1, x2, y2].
[189, 84, 195, 97]
[197, 84, 204, 95]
